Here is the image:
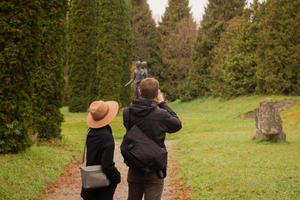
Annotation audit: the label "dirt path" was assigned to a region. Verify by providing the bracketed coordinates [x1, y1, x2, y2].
[40, 141, 190, 200]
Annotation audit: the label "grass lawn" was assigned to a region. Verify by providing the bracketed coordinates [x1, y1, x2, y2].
[0, 96, 299, 200]
[172, 96, 300, 200]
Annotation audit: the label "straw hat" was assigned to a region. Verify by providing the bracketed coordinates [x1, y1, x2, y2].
[86, 100, 119, 128]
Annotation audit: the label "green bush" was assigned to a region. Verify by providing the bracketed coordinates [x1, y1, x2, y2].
[0, 121, 31, 153]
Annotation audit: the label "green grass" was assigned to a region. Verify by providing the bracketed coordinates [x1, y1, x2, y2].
[0, 96, 299, 200]
[0, 108, 125, 200]
[170, 96, 300, 200]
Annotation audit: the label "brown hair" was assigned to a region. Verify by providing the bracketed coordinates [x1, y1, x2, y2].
[140, 78, 159, 99]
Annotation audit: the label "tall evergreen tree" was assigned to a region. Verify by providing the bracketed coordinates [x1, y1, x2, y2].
[32, 0, 67, 139]
[157, 0, 191, 99]
[221, 15, 258, 97]
[0, 0, 40, 152]
[158, 0, 190, 37]
[96, 0, 132, 106]
[162, 17, 197, 100]
[68, 0, 98, 112]
[182, 0, 245, 100]
[255, 0, 300, 95]
[132, 0, 160, 72]
[63, 1, 71, 106]
[215, 2, 260, 98]
[209, 16, 245, 96]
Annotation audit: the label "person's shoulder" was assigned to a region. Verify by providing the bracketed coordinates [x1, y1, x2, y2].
[152, 106, 170, 119]
[123, 106, 129, 113]
[101, 127, 116, 145]
[87, 128, 115, 148]
[123, 106, 130, 118]
[90, 126, 113, 138]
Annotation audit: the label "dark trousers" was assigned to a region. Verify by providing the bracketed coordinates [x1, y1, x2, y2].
[127, 168, 164, 200]
[81, 184, 117, 200]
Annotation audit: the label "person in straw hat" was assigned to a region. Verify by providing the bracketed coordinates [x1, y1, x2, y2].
[81, 100, 121, 200]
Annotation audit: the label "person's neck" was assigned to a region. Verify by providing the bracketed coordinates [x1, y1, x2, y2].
[136, 98, 158, 105]
[140, 97, 155, 102]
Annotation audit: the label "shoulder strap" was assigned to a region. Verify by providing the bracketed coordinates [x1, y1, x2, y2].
[125, 108, 132, 129]
[81, 128, 91, 165]
[127, 107, 161, 146]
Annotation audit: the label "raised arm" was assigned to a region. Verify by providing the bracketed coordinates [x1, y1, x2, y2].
[158, 102, 182, 133]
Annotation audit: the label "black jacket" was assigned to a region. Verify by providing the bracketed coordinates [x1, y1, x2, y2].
[81, 125, 120, 200]
[123, 99, 182, 148]
[85, 125, 120, 183]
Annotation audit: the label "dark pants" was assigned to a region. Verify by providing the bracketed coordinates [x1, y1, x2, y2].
[81, 184, 117, 200]
[127, 168, 164, 200]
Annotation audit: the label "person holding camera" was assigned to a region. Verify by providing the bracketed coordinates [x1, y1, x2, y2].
[122, 78, 182, 200]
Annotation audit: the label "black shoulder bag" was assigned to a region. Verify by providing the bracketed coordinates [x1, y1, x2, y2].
[120, 109, 168, 175]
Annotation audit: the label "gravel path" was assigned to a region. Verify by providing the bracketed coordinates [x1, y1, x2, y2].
[40, 141, 187, 200]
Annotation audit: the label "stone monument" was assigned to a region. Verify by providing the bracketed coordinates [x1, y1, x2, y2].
[254, 101, 286, 142]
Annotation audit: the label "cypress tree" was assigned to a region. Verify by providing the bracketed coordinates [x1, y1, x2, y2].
[68, 0, 98, 112]
[132, 0, 160, 72]
[162, 17, 197, 100]
[157, 0, 191, 99]
[209, 16, 244, 97]
[63, 1, 71, 106]
[182, 0, 245, 100]
[32, 0, 67, 140]
[158, 0, 190, 37]
[217, 3, 260, 98]
[0, 0, 40, 152]
[96, 0, 132, 106]
[255, 0, 300, 95]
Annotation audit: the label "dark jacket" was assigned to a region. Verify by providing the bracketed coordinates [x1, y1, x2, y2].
[81, 125, 120, 200]
[123, 99, 182, 148]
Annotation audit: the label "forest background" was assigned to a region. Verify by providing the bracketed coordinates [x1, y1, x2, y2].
[0, 0, 299, 162]
[1, 0, 300, 199]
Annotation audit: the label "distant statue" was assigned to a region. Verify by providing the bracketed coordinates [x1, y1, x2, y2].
[254, 101, 286, 142]
[124, 61, 149, 99]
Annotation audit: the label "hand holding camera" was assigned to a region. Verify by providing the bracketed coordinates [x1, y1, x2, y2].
[156, 89, 165, 103]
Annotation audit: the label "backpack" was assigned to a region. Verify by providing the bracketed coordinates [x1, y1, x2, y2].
[120, 110, 167, 174]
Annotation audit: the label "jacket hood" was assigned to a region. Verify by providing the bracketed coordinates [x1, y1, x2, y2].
[129, 99, 157, 117]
